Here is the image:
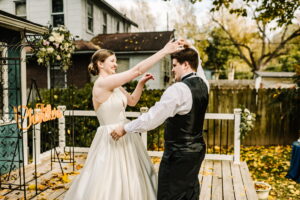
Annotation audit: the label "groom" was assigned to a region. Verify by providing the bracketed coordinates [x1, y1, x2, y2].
[111, 47, 209, 200]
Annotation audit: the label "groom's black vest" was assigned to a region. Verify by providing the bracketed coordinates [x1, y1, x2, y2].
[164, 73, 208, 152]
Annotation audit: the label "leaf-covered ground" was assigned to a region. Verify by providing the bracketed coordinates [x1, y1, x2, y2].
[241, 145, 300, 200]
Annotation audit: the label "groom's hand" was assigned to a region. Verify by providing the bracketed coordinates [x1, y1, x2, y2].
[111, 125, 126, 141]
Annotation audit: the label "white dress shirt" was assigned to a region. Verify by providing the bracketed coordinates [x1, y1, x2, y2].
[124, 73, 209, 134]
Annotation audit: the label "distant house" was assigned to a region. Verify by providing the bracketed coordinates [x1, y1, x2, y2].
[254, 71, 297, 89]
[0, 0, 139, 89]
[91, 30, 175, 89]
[27, 30, 175, 89]
[0, 0, 137, 40]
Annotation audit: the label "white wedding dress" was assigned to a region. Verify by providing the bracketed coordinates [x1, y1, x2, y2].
[64, 88, 157, 200]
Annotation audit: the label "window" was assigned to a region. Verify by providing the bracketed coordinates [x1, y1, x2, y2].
[116, 21, 120, 33]
[103, 13, 107, 34]
[116, 58, 129, 73]
[161, 58, 171, 87]
[124, 24, 129, 33]
[52, 0, 64, 27]
[87, 2, 93, 32]
[50, 66, 67, 88]
[15, 1, 26, 19]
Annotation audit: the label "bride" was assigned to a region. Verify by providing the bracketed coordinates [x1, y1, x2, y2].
[64, 40, 184, 200]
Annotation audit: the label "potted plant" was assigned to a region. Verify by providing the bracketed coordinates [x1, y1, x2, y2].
[254, 181, 272, 200]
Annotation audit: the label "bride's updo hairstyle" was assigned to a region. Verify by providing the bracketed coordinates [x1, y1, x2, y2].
[88, 49, 115, 76]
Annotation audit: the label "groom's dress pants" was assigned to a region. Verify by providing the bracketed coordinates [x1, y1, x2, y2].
[157, 145, 206, 200]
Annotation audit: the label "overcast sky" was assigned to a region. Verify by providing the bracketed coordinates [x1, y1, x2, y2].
[106, 0, 212, 31]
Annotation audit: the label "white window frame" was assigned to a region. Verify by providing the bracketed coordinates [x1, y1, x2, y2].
[14, 0, 27, 19]
[87, 1, 94, 32]
[51, 0, 65, 27]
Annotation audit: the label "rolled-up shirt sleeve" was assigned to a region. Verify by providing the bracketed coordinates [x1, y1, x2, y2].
[124, 82, 192, 133]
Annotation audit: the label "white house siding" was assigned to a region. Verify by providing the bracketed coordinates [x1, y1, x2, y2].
[128, 55, 165, 89]
[0, 1, 14, 14]
[65, 0, 82, 39]
[80, 0, 133, 40]
[0, 0, 133, 40]
[27, 0, 50, 26]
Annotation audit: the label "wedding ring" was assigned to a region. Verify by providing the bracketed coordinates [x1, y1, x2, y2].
[177, 45, 184, 50]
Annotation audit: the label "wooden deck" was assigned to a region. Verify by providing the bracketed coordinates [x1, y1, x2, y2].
[1, 153, 258, 200]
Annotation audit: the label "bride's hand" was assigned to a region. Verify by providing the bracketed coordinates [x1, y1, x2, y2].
[111, 125, 126, 141]
[139, 73, 154, 85]
[162, 39, 184, 54]
[177, 38, 191, 48]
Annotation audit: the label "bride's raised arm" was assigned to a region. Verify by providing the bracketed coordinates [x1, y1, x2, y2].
[98, 40, 183, 91]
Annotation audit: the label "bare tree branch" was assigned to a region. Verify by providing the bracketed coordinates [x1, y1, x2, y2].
[262, 27, 300, 66]
[212, 17, 257, 70]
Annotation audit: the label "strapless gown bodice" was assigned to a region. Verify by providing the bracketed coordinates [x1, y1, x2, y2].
[96, 88, 127, 125]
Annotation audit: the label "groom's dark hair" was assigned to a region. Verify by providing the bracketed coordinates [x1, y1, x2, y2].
[171, 48, 198, 71]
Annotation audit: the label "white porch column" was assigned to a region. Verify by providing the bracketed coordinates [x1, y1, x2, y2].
[21, 44, 28, 165]
[234, 108, 242, 164]
[140, 107, 148, 149]
[58, 105, 66, 150]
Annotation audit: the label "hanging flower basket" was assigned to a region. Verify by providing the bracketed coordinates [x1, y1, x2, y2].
[33, 25, 75, 71]
[254, 181, 272, 200]
[240, 107, 256, 140]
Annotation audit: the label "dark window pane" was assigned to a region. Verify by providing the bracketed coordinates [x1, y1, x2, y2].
[52, 0, 63, 13]
[15, 2, 26, 16]
[117, 21, 120, 33]
[87, 3, 93, 16]
[88, 18, 93, 32]
[53, 14, 64, 27]
[103, 13, 107, 24]
[103, 13, 107, 34]
[51, 67, 66, 88]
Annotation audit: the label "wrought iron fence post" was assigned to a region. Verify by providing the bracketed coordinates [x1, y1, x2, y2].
[140, 107, 148, 149]
[234, 108, 242, 164]
[58, 105, 66, 150]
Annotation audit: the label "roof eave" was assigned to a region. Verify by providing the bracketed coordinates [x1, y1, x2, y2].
[0, 13, 47, 34]
[96, 0, 138, 27]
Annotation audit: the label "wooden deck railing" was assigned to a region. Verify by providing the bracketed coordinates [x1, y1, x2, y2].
[28, 106, 242, 166]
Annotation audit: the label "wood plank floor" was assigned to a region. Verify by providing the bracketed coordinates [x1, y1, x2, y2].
[1, 154, 258, 200]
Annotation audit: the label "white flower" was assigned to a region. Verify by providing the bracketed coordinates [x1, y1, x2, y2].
[67, 53, 71, 58]
[56, 55, 61, 60]
[40, 47, 46, 52]
[49, 36, 55, 42]
[247, 115, 252, 121]
[62, 65, 68, 71]
[37, 58, 43, 64]
[52, 32, 64, 44]
[47, 47, 54, 53]
[244, 108, 250, 114]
